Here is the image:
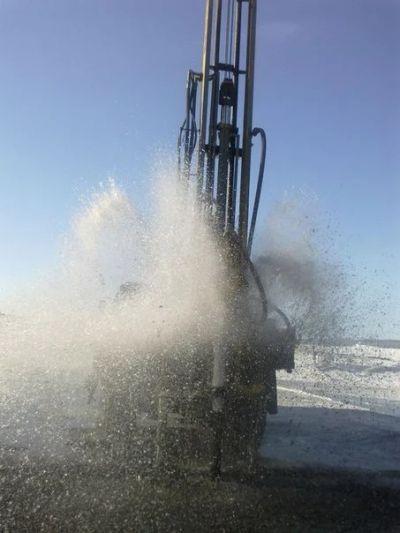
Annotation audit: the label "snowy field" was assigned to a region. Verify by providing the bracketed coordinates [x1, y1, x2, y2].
[262, 344, 400, 479]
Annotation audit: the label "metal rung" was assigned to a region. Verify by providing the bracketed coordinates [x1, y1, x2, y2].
[210, 63, 246, 75]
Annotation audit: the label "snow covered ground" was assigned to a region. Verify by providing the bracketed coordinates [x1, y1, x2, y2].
[261, 344, 400, 478]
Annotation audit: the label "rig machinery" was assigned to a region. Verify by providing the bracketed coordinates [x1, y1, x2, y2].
[176, 0, 295, 476]
[95, 0, 295, 478]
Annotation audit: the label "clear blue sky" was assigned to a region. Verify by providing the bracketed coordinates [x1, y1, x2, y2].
[0, 0, 399, 336]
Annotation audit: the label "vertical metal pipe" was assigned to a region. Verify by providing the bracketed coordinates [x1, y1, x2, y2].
[229, 0, 242, 228]
[205, 0, 222, 200]
[231, 0, 242, 136]
[197, 0, 214, 195]
[216, 123, 231, 229]
[183, 72, 192, 180]
[238, 0, 257, 247]
[248, 127, 266, 256]
[231, 133, 240, 226]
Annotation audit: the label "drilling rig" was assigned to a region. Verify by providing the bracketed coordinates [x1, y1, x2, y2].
[94, 0, 295, 478]
[175, 0, 295, 477]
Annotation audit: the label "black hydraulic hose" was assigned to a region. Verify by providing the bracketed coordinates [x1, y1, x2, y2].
[248, 127, 267, 257]
[177, 72, 200, 176]
[227, 227, 268, 319]
[227, 227, 292, 329]
[247, 255, 268, 319]
[247, 255, 293, 329]
[269, 302, 292, 330]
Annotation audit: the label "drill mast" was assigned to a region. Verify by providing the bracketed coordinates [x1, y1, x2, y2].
[178, 0, 266, 254]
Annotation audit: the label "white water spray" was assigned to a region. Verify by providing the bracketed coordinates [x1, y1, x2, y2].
[0, 171, 226, 459]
